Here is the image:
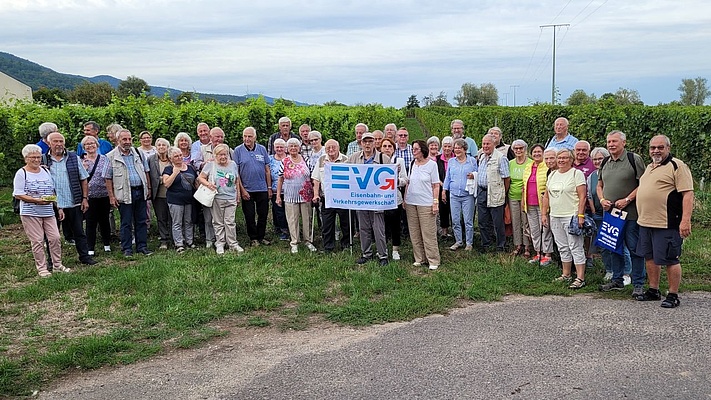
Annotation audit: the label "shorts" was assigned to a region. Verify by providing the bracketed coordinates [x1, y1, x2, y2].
[637, 226, 683, 266]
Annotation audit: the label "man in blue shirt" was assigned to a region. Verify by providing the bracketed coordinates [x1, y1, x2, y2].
[234, 127, 272, 246]
[477, 133, 510, 252]
[77, 121, 113, 156]
[36, 122, 57, 154]
[545, 117, 579, 151]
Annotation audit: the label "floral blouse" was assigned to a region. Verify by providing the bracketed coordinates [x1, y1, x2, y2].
[280, 156, 313, 203]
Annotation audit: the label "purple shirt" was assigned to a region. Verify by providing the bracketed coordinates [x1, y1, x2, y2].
[574, 157, 595, 178]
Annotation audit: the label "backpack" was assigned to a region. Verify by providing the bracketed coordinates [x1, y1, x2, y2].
[600, 152, 640, 185]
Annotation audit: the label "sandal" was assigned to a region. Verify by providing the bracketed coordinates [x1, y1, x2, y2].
[661, 294, 680, 308]
[568, 278, 586, 289]
[510, 246, 523, 256]
[553, 275, 572, 282]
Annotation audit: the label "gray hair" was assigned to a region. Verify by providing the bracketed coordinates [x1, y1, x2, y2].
[511, 139, 528, 151]
[278, 116, 291, 125]
[273, 138, 287, 148]
[174, 132, 192, 147]
[38, 122, 58, 139]
[427, 136, 441, 148]
[650, 134, 671, 147]
[309, 130, 322, 140]
[286, 138, 301, 147]
[607, 130, 626, 141]
[556, 148, 574, 160]
[575, 140, 591, 150]
[81, 135, 99, 147]
[213, 143, 231, 156]
[355, 123, 368, 132]
[590, 147, 610, 159]
[450, 119, 464, 129]
[22, 144, 42, 157]
[441, 136, 454, 146]
[106, 123, 123, 140]
[453, 138, 468, 151]
[243, 126, 257, 136]
[155, 138, 170, 147]
[167, 146, 183, 158]
[487, 126, 502, 135]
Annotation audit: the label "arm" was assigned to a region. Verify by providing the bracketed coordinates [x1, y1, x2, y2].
[596, 178, 611, 211]
[680, 190, 694, 238]
[540, 190, 550, 227]
[432, 182, 440, 214]
[80, 179, 89, 212]
[162, 167, 180, 188]
[265, 164, 273, 196]
[275, 176, 284, 205]
[105, 178, 118, 207]
[576, 183, 587, 227]
[312, 179, 321, 203]
[614, 187, 638, 210]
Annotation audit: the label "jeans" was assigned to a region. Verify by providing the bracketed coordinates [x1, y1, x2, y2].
[477, 188, 506, 250]
[118, 187, 148, 253]
[168, 203, 194, 247]
[609, 219, 645, 286]
[450, 193, 475, 246]
[271, 193, 288, 234]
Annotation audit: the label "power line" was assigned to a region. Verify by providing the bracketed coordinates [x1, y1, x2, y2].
[519, 27, 545, 86]
[569, 0, 596, 24]
[575, 0, 610, 26]
[551, 0, 573, 24]
[541, 23, 570, 104]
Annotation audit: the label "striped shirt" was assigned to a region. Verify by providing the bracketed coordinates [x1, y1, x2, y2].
[13, 167, 56, 217]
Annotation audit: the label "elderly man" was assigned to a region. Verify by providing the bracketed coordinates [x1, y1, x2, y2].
[312, 139, 350, 253]
[635, 135, 694, 308]
[106, 123, 122, 147]
[394, 127, 414, 173]
[268, 117, 299, 155]
[546, 117, 579, 151]
[347, 123, 367, 156]
[573, 140, 595, 178]
[348, 132, 391, 266]
[477, 133, 510, 252]
[487, 126, 515, 160]
[77, 121, 113, 157]
[298, 124, 313, 161]
[191, 123, 211, 170]
[43, 132, 97, 265]
[234, 127, 272, 246]
[450, 119, 478, 156]
[384, 123, 397, 142]
[597, 130, 647, 296]
[104, 129, 152, 257]
[37, 122, 57, 154]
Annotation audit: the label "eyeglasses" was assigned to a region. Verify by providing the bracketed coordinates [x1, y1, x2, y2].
[513, 147, 524, 150]
[398, 134, 408, 137]
[649, 145, 666, 150]
[26, 155, 42, 159]
[309, 138, 320, 142]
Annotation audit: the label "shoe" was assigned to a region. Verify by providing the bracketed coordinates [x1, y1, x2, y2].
[251, 240, 260, 247]
[413, 262, 422, 267]
[123, 251, 134, 258]
[65, 239, 76, 246]
[306, 243, 317, 252]
[465, 245, 473, 251]
[176, 247, 185, 254]
[603, 272, 613, 281]
[81, 258, 97, 265]
[279, 233, 289, 241]
[216, 245, 225, 255]
[568, 278, 586, 289]
[528, 254, 541, 264]
[586, 257, 594, 268]
[231, 244, 245, 253]
[631, 286, 644, 299]
[88, 250, 95, 256]
[138, 249, 153, 256]
[379, 258, 388, 267]
[206, 241, 213, 249]
[54, 265, 72, 273]
[291, 245, 298, 254]
[554, 275, 572, 282]
[429, 265, 439, 270]
[187, 243, 196, 249]
[661, 293, 680, 308]
[261, 239, 271, 246]
[599, 280, 625, 291]
[623, 275, 631, 286]
[636, 288, 661, 301]
[449, 242, 463, 251]
[392, 251, 400, 260]
[353, 232, 360, 238]
[540, 256, 552, 266]
[39, 270, 52, 278]
[356, 256, 370, 265]
[159, 243, 168, 250]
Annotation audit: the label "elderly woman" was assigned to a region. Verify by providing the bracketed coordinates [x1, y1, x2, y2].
[443, 138, 478, 251]
[405, 139, 441, 270]
[508, 139, 533, 256]
[543, 148, 558, 174]
[148, 138, 173, 249]
[522, 144, 554, 266]
[380, 137, 408, 260]
[174, 132, 193, 165]
[197, 144, 243, 254]
[13, 144, 70, 277]
[541, 148, 588, 289]
[276, 137, 316, 254]
[81, 135, 112, 256]
[162, 146, 198, 253]
[269, 138, 289, 241]
[137, 131, 157, 160]
[427, 136, 440, 161]
[436, 136, 455, 238]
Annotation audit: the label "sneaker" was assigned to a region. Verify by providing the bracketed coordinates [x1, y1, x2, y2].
[187, 243, 196, 249]
[138, 249, 153, 256]
[251, 240, 260, 247]
[291, 245, 298, 254]
[528, 254, 541, 264]
[465, 245, 473, 251]
[636, 288, 662, 301]
[81, 258, 97, 265]
[261, 239, 271, 246]
[631, 286, 644, 299]
[603, 272, 613, 281]
[216, 245, 225, 255]
[554, 275, 572, 282]
[88, 250, 95, 256]
[54, 265, 71, 273]
[159, 243, 168, 250]
[392, 251, 401, 260]
[231, 244, 245, 253]
[413, 262, 422, 267]
[104, 245, 112, 252]
[176, 247, 185, 254]
[206, 241, 213, 249]
[356, 256, 369, 265]
[379, 258, 388, 267]
[305, 243, 317, 252]
[429, 265, 439, 270]
[540, 256, 552, 266]
[123, 251, 134, 258]
[623, 275, 631, 286]
[65, 239, 76, 246]
[449, 242, 463, 251]
[569, 278, 586, 289]
[599, 280, 625, 291]
[279, 233, 290, 241]
[39, 270, 52, 278]
[661, 293, 680, 308]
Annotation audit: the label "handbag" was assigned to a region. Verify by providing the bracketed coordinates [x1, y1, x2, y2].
[594, 208, 627, 255]
[193, 164, 216, 207]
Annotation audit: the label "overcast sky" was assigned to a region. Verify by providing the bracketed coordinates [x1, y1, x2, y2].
[2, 0, 710, 106]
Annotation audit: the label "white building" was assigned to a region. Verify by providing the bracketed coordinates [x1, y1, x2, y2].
[0, 71, 33, 105]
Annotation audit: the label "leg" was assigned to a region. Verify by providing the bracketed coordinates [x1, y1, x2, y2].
[183, 204, 194, 246]
[203, 206, 215, 244]
[462, 195, 475, 247]
[242, 194, 258, 241]
[154, 197, 172, 245]
[491, 204, 507, 250]
[418, 205, 441, 266]
[357, 211, 374, 258]
[211, 199, 227, 250]
[85, 198, 99, 252]
[667, 264, 682, 293]
[477, 192, 493, 248]
[321, 205, 337, 251]
[625, 220, 646, 288]
[254, 192, 270, 241]
[285, 202, 300, 246]
[450, 195, 463, 245]
[21, 216, 51, 274]
[301, 202, 313, 244]
[406, 203, 425, 264]
[133, 194, 149, 252]
[168, 204, 185, 247]
[372, 211, 387, 259]
[223, 202, 239, 249]
[96, 197, 112, 247]
[66, 206, 91, 261]
[43, 216, 64, 269]
[118, 203, 134, 252]
[510, 199, 523, 247]
[337, 207, 351, 249]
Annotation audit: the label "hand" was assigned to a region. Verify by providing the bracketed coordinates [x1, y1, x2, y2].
[578, 216, 584, 228]
[81, 198, 89, 212]
[241, 192, 250, 201]
[109, 196, 119, 208]
[441, 194, 447, 204]
[432, 204, 439, 214]
[541, 215, 549, 228]
[614, 198, 629, 209]
[57, 209, 65, 221]
[601, 199, 612, 211]
[312, 196, 320, 204]
[679, 220, 691, 238]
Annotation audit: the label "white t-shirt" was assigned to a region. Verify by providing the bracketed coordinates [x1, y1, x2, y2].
[405, 159, 440, 206]
[546, 168, 586, 217]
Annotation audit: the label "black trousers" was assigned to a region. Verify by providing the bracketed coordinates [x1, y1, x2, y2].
[322, 202, 351, 251]
[63, 205, 92, 262]
[85, 196, 112, 250]
[242, 191, 269, 241]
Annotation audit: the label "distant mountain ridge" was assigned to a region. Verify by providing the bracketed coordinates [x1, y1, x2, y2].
[0, 51, 303, 105]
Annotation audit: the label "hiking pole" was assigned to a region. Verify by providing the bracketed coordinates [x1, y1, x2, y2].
[311, 203, 316, 244]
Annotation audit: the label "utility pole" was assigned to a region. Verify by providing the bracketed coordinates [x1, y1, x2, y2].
[510, 85, 519, 107]
[503, 93, 509, 106]
[540, 23, 569, 104]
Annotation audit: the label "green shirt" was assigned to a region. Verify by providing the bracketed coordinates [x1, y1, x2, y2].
[598, 150, 646, 221]
[508, 158, 532, 201]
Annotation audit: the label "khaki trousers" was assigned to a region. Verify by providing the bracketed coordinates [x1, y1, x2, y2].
[405, 203, 441, 266]
[21, 215, 63, 274]
[210, 198, 239, 249]
[285, 202, 313, 246]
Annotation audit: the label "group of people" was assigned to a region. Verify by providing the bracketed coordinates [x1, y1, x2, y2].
[13, 117, 694, 308]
